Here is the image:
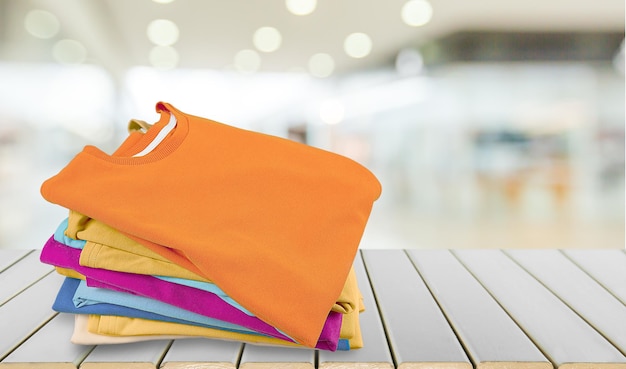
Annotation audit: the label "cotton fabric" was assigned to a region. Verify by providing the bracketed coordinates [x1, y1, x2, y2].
[53, 277, 206, 327]
[61, 215, 358, 314]
[41, 237, 294, 341]
[41, 102, 381, 347]
[41, 236, 346, 350]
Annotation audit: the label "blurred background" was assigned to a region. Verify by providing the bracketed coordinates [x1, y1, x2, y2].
[0, 0, 624, 250]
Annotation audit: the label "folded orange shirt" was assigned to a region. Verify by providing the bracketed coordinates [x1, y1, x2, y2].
[41, 102, 381, 347]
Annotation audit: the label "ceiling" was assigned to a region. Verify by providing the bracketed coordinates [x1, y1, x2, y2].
[0, 0, 624, 80]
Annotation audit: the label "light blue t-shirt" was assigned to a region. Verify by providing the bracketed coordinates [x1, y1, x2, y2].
[73, 280, 263, 336]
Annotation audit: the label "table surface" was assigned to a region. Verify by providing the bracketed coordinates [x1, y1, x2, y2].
[0, 248, 625, 369]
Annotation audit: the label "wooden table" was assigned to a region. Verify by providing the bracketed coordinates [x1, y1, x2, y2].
[0, 248, 625, 368]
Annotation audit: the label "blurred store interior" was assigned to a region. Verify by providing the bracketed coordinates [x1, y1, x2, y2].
[0, 0, 624, 249]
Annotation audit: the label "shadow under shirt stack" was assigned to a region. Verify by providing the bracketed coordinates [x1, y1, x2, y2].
[39, 102, 382, 351]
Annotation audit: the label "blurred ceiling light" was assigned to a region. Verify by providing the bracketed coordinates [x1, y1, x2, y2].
[24, 9, 60, 39]
[149, 45, 179, 70]
[52, 39, 87, 64]
[395, 48, 424, 76]
[344, 32, 372, 58]
[319, 99, 345, 125]
[286, 0, 317, 15]
[253, 27, 282, 53]
[234, 49, 261, 74]
[147, 19, 179, 46]
[152, 0, 176, 3]
[401, 0, 433, 27]
[308, 53, 334, 78]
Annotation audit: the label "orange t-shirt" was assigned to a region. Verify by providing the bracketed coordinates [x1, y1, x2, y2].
[41, 102, 381, 347]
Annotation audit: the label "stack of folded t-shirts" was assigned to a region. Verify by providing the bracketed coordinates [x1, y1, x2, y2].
[39, 102, 382, 351]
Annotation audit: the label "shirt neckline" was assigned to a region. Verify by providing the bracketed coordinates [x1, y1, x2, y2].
[82, 102, 189, 165]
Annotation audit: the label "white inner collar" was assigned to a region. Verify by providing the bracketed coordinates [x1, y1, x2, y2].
[132, 113, 177, 157]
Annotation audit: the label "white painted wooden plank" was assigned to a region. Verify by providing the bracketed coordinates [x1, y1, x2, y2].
[318, 253, 394, 369]
[562, 250, 626, 306]
[0, 251, 54, 306]
[454, 249, 626, 368]
[80, 340, 172, 369]
[0, 272, 65, 360]
[361, 249, 472, 369]
[239, 344, 314, 369]
[507, 249, 626, 356]
[0, 313, 93, 369]
[0, 250, 29, 274]
[160, 339, 241, 369]
[407, 250, 551, 369]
